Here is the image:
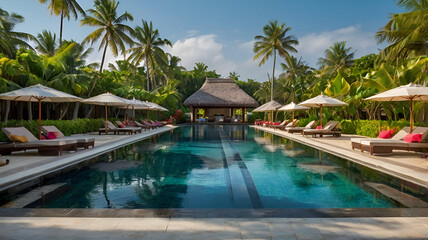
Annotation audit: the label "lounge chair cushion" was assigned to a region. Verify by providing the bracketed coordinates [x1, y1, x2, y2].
[9, 135, 28, 143]
[403, 133, 422, 143]
[3, 127, 39, 142]
[41, 126, 65, 138]
[378, 130, 392, 139]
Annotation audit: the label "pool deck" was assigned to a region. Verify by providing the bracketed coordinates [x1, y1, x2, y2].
[1, 124, 428, 239]
[0, 125, 177, 192]
[252, 125, 428, 188]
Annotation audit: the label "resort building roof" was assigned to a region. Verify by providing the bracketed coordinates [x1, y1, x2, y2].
[183, 78, 259, 108]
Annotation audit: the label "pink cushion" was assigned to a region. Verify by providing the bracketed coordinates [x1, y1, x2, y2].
[316, 125, 323, 130]
[403, 133, 422, 143]
[47, 132, 57, 139]
[378, 130, 392, 139]
[119, 124, 125, 128]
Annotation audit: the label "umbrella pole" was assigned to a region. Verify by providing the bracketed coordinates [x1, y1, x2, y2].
[105, 103, 108, 135]
[410, 98, 413, 133]
[38, 98, 42, 140]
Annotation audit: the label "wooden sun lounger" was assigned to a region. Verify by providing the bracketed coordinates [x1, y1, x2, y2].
[359, 127, 428, 155]
[285, 120, 318, 134]
[0, 127, 78, 156]
[274, 120, 299, 131]
[269, 120, 290, 129]
[302, 121, 341, 137]
[42, 126, 95, 149]
[140, 120, 157, 129]
[351, 127, 411, 151]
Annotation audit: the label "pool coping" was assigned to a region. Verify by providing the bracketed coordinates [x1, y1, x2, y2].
[251, 126, 428, 189]
[0, 208, 427, 218]
[0, 126, 178, 192]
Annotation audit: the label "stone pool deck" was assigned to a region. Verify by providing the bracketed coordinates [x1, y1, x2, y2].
[252, 125, 428, 188]
[0, 125, 177, 191]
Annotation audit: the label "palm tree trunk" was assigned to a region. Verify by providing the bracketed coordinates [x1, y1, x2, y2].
[27, 102, 32, 121]
[3, 100, 10, 124]
[59, 8, 64, 48]
[271, 50, 276, 101]
[73, 102, 79, 120]
[146, 55, 150, 91]
[88, 42, 108, 97]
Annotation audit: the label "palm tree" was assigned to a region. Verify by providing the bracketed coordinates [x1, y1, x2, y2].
[253, 20, 298, 101]
[128, 19, 171, 91]
[193, 62, 208, 73]
[80, 0, 134, 96]
[35, 30, 57, 56]
[38, 0, 85, 47]
[376, 0, 428, 61]
[228, 71, 240, 81]
[318, 41, 355, 76]
[0, 8, 35, 58]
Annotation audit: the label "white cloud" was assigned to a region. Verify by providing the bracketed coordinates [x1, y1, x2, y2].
[297, 25, 379, 66]
[166, 34, 236, 76]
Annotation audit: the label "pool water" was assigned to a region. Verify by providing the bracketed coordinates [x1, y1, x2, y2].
[35, 125, 400, 209]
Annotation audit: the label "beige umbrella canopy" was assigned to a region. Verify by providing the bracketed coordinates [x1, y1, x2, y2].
[299, 94, 347, 126]
[120, 98, 152, 120]
[82, 93, 130, 134]
[253, 100, 282, 122]
[0, 84, 83, 139]
[365, 83, 428, 133]
[278, 102, 310, 121]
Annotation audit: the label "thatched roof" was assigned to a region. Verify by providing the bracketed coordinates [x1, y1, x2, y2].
[184, 78, 259, 108]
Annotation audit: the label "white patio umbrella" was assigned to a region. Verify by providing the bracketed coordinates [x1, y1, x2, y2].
[82, 93, 130, 134]
[0, 84, 82, 139]
[120, 98, 151, 120]
[299, 94, 347, 126]
[253, 100, 282, 121]
[278, 102, 310, 121]
[365, 83, 428, 133]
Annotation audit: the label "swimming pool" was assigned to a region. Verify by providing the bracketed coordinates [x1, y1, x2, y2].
[11, 125, 423, 209]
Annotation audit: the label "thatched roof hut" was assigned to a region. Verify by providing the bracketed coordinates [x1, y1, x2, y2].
[184, 78, 259, 108]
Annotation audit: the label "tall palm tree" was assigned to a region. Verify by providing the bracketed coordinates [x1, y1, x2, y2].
[0, 8, 35, 58]
[253, 20, 298, 101]
[228, 71, 240, 81]
[35, 30, 57, 56]
[376, 0, 428, 61]
[128, 19, 171, 91]
[80, 0, 134, 96]
[318, 41, 355, 76]
[39, 0, 85, 48]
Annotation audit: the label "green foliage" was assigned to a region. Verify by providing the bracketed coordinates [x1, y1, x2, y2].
[0, 118, 105, 142]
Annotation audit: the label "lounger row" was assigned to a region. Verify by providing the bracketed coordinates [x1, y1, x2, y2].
[98, 120, 166, 135]
[260, 120, 342, 137]
[0, 126, 95, 156]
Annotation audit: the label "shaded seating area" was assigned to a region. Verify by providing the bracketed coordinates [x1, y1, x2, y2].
[0, 127, 77, 156]
[184, 78, 259, 123]
[41, 126, 95, 149]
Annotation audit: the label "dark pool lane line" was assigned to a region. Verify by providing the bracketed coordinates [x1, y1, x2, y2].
[218, 127, 263, 209]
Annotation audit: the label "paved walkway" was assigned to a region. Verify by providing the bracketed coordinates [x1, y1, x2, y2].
[252, 126, 428, 188]
[1, 217, 428, 239]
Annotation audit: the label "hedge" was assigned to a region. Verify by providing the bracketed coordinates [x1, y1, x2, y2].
[0, 118, 109, 142]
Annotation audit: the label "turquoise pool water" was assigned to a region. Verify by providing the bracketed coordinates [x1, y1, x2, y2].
[36, 125, 400, 209]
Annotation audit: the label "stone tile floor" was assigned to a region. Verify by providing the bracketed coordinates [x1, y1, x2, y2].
[1, 217, 428, 239]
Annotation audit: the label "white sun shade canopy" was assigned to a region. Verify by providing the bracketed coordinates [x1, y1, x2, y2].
[82, 92, 130, 107]
[0, 84, 83, 102]
[299, 94, 347, 108]
[146, 101, 168, 111]
[365, 83, 428, 102]
[253, 100, 282, 112]
[278, 102, 310, 111]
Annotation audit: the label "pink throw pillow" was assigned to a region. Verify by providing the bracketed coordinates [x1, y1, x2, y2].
[316, 125, 323, 130]
[119, 124, 125, 128]
[47, 132, 57, 139]
[378, 130, 392, 139]
[403, 133, 422, 143]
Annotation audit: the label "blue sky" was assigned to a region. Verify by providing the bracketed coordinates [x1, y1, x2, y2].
[3, 0, 403, 82]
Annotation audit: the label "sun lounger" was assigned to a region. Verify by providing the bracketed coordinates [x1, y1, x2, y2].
[359, 127, 428, 155]
[0, 127, 77, 156]
[122, 120, 150, 130]
[269, 120, 289, 129]
[351, 127, 411, 151]
[99, 121, 141, 135]
[42, 126, 95, 149]
[273, 120, 299, 130]
[141, 120, 158, 129]
[302, 121, 341, 137]
[285, 120, 318, 134]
